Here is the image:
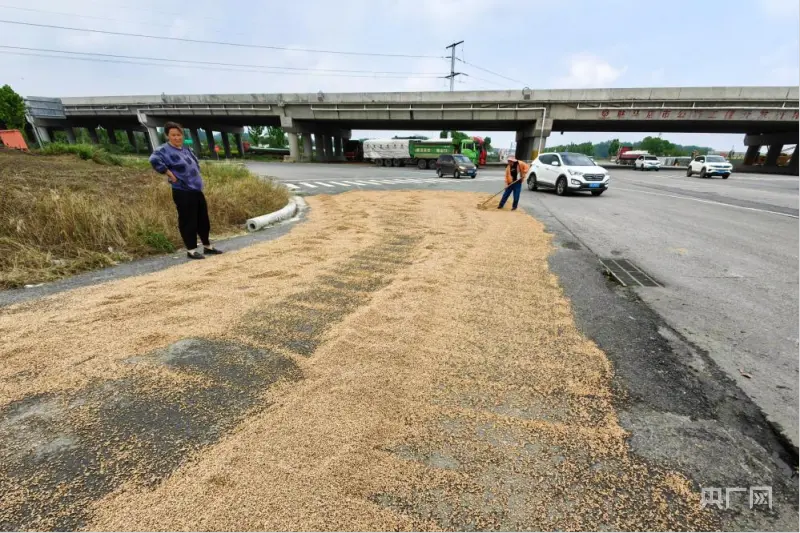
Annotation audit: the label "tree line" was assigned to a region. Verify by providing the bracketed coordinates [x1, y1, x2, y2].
[546, 136, 714, 159]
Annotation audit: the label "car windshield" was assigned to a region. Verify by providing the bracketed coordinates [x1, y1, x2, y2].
[454, 155, 471, 163]
[561, 153, 594, 166]
[706, 156, 726, 162]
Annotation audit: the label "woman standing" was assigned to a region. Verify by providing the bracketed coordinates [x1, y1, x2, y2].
[149, 122, 223, 260]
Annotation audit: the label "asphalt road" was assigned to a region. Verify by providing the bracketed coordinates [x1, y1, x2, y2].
[248, 161, 800, 449]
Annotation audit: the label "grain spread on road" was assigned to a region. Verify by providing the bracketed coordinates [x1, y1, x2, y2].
[0, 191, 715, 531]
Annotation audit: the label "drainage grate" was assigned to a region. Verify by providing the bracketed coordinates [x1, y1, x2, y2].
[600, 258, 662, 287]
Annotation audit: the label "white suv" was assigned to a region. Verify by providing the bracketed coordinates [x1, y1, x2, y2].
[526, 152, 611, 196]
[634, 154, 662, 171]
[686, 155, 733, 179]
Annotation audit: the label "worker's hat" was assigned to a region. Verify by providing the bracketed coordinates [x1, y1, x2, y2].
[507, 155, 517, 162]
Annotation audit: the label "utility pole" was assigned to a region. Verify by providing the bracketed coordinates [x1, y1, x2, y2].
[445, 40, 464, 91]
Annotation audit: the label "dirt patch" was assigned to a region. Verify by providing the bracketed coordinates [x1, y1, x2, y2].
[0, 191, 716, 530]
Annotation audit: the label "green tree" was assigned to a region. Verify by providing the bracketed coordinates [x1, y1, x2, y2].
[484, 136, 492, 150]
[265, 126, 287, 148]
[249, 125, 265, 146]
[439, 130, 470, 146]
[451, 131, 469, 145]
[0, 84, 26, 130]
[608, 139, 620, 159]
[639, 136, 665, 155]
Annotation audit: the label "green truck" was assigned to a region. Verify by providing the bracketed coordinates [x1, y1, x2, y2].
[363, 138, 487, 169]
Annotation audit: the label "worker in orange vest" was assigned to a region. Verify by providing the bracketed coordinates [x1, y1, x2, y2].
[498, 156, 530, 210]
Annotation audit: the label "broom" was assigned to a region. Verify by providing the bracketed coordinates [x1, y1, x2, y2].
[477, 177, 524, 210]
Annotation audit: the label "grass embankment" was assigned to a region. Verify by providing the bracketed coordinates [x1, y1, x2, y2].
[0, 144, 290, 288]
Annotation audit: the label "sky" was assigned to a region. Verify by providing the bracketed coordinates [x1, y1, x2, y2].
[1, 0, 798, 151]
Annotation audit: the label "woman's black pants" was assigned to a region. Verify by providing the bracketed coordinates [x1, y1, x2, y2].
[171, 188, 211, 250]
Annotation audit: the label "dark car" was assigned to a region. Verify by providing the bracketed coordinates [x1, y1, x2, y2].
[435, 154, 477, 179]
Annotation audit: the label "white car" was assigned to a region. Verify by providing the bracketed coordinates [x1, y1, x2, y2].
[526, 152, 611, 196]
[634, 154, 662, 171]
[686, 154, 733, 179]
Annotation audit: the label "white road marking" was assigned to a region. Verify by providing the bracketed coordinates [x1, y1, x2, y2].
[329, 182, 350, 187]
[613, 187, 799, 219]
[299, 182, 317, 188]
[284, 183, 300, 191]
[314, 182, 334, 187]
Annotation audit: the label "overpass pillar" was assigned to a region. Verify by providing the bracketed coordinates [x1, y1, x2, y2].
[314, 133, 324, 162]
[221, 133, 232, 158]
[205, 128, 216, 156]
[144, 127, 159, 150]
[323, 135, 334, 162]
[35, 126, 51, 145]
[301, 133, 312, 162]
[531, 135, 549, 159]
[765, 144, 783, 167]
[287, 132, 299, 162]
[788, 149, 798, 174]
[88, 128, 100, 145]
[515, 138, 534, 162]
[126, 130, 137, 150]
[743, 145, 760, 165]
[64, 127, 76, 145]
[106, 127, 117, 145]
[142, 131, 152, 151]
[516, 118, 551, 161]
[334, 136, 345, 161]
[189, 128, 201, 154]
[234, 133, 245, 157]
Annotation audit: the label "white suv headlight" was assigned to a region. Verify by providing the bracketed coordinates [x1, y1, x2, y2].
[568, 169, 583, 176]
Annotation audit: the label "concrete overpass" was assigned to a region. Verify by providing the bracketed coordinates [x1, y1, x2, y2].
[24, 86, 800, 172]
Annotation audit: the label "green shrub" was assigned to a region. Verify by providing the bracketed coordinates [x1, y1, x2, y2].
[39, 143, 95, 160]
[137, 227, 175, 253]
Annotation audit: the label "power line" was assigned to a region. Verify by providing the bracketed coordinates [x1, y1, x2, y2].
[0, 50, 445, 79]
[456, 57, 529, 86]
[0, 19, 446, 59]
[0, 45, 444, 76]
[462, 73, 508, 89]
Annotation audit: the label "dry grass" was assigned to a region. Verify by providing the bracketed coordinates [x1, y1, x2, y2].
[0, 191, 715, 531]
[0, 150, 289, 288]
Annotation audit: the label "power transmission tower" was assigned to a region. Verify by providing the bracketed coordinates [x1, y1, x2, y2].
[445, 40, 464, 91]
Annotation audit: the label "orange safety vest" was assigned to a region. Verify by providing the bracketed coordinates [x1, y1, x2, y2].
[505, 160, 530, 185]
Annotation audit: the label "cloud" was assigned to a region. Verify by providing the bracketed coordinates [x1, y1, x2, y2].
[761, 0, 799, 17]
[553, 54, 627, 89]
